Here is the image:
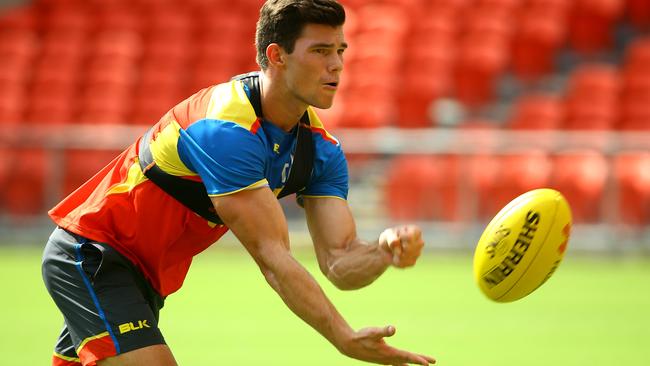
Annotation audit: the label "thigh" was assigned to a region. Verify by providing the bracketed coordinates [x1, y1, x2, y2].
[98, 344, 177, 366]
[43, 228, 167, 366]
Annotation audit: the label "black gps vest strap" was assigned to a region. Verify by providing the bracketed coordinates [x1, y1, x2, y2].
[138, 72, 314, 224]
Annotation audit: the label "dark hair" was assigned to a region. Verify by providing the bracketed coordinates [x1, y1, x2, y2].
[255, 0, 346, 69]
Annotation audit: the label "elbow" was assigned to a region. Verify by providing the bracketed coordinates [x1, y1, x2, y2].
[325, 269, 372, 291]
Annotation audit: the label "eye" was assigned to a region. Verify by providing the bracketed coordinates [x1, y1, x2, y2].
[314, 48, 329, 55]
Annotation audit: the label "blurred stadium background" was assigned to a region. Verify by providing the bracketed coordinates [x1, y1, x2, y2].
[1, 0, 650, 252]
[0, 0, 649, 365]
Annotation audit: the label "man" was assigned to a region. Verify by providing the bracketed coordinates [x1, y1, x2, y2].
[42, 1, 436, 365]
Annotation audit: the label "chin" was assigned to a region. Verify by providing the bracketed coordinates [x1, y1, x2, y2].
[311, 98, 335, 109]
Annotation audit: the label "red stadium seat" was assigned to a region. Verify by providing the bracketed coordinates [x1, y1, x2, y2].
[563, 64, 620, 130]
[625, 0, 650, 31]
[131, 89, 182, 126]
[567, 0, 625, 54]
[618, 98, 650, 130]
[62, 150, 122, 196]
[384, 155, 461, 221]
[1, 149, 47, 216]
[0, 30, 39, 63]
[613, 151, 650, 226]
[92, 30, 143, 60]
[0, 86, 26, 124]
[567, 63, 620, 99]
[40, 32, 87, 61]
[148, 6, 194, 36]
[396, 37, 456, 127]
[336, 92, 394, 129]
[464, 153, 501, 219]
[621, 69, 650, 101]
[454, 35, 509, 108]
[481, 150, 552, 219]
[507, 94, 563, 130]
[26, 89, 76, 125]
[550, 149, 609, 222]
[42, 5, 94, 34]
[510, 9, 566, 82]
[0, 5, 39, 30]
[563, 96, 617, 130]
[96, 6, 145, 33]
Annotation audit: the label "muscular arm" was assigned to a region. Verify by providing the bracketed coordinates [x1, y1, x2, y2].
[303, 197, 393, 290]
[211, 188, 354, 349]
[212, 188, 433, 365]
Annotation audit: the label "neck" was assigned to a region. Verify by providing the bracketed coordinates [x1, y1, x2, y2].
[260, 71, 308, 132]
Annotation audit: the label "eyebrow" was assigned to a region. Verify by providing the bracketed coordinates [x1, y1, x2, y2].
[310, 42, 349, 49]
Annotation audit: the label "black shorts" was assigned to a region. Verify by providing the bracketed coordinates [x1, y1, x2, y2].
[42, 227, 166, 366]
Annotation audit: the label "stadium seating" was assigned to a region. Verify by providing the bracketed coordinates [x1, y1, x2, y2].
[507, 94, 563, 130]
[549, 149, 609, 222]
[384, 154, 461, 221]
[62, 150, 122, 196]
[1, 0, 650, 226]
[1, 149, 47, 216]
[567, 0, 625, 54]
[613, 151, 650, 226]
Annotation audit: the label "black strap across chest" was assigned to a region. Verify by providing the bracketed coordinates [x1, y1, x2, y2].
[138, 72, 314, 224]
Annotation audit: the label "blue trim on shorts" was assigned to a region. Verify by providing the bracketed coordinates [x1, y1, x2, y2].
[74, 243, 121, 354]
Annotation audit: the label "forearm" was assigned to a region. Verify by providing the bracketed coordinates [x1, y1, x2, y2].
[325, 239, 393, 290]
[259, 246, 354, 349]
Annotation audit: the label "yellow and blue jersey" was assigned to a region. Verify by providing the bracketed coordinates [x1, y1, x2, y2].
[49, 77, 348, 296]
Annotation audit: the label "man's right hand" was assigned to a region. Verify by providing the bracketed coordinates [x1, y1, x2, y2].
[337, 325, 435, 366]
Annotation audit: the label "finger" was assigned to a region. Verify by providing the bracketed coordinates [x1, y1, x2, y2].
[370, 325, 395, 340]
[388, 348, 436, 366]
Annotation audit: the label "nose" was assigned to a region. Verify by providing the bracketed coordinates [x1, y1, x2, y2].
[328, 53, 343, 73]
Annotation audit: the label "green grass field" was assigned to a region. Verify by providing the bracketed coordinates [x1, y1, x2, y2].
[1, 243, 649, 366]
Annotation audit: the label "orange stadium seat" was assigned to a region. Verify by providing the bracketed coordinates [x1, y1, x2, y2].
[384, 155, 461, 221]
[507, 94, 563, 130]
[613, 151, 650, 226]
[550, 149, 609, 222]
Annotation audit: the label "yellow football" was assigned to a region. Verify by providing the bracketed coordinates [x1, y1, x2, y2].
[473, 188, 572, 302]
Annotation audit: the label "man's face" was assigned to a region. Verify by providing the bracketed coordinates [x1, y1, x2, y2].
[282, 23, 347, 109]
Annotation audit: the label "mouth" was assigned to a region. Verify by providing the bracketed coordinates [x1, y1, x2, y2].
[323, 81, 339, 89]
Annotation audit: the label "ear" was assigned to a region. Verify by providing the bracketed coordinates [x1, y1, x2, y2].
[266, 43, 286, 68]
